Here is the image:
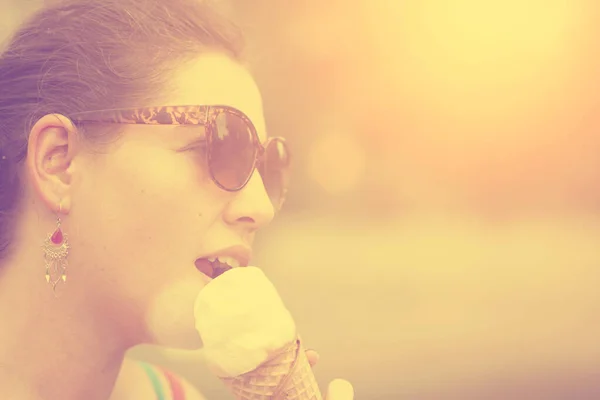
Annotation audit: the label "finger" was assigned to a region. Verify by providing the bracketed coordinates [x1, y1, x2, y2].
[305, 349, 320, 367]
[325, 378, 354, 400]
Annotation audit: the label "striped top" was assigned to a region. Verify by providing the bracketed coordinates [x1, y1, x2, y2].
[139, 362, 186, 400]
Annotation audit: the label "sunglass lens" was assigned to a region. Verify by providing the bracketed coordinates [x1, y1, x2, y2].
[210, 111, 256, 190]
[259, 138, 291, 210]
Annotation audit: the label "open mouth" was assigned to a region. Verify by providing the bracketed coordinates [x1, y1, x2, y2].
[194, 247, 250, 279]
[194, 258, 233, 279]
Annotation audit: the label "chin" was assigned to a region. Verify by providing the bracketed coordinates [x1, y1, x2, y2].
[150, 327, 204, 350]
[143, 279, 204, 349]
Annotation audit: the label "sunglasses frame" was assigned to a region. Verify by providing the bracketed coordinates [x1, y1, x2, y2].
[69, 105, 290, 208]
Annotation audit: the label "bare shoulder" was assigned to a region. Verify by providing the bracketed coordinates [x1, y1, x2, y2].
[110, 356, 207, 400]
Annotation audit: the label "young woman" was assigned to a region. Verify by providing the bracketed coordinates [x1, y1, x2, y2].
[0, 0, 353, 398]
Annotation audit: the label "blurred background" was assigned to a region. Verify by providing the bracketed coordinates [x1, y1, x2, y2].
[4, 0, 600, 398]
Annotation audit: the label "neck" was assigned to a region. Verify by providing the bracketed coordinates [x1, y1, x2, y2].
[0, 255, 132, 400]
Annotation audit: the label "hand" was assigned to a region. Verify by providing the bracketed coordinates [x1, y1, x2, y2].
[306, 350, 354, 400]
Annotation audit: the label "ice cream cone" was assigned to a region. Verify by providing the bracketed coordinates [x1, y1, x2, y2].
[220, 336, 322, 400]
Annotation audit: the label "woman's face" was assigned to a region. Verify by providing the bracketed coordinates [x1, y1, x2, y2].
[68, 53, 275, 348]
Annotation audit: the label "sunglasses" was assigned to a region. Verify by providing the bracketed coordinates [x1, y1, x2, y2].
[69, 105, 290, 211]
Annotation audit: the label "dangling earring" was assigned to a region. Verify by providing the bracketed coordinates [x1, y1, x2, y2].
[42, 201, 70, 295]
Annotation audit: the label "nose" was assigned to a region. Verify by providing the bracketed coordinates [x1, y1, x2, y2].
[222, 169, 275, 230]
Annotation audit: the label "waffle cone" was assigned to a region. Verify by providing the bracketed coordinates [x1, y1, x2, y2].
[220, 336, 322, 400]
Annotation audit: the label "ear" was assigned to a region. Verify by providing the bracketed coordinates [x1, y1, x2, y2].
[25, 113, 81, 214]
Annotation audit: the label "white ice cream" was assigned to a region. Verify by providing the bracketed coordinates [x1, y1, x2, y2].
[194, 267, 297, 377]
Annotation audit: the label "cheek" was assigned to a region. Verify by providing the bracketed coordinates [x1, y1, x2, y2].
[73, 146, 224, 296]
[99, 146, 215, 237]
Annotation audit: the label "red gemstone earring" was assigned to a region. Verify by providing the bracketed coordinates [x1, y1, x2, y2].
[42, 201, 70, 295]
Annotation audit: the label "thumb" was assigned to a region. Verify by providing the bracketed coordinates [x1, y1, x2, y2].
[325, 378, 354, 400]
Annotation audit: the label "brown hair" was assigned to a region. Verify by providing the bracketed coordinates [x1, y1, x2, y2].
[0, 0, 244, 260]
